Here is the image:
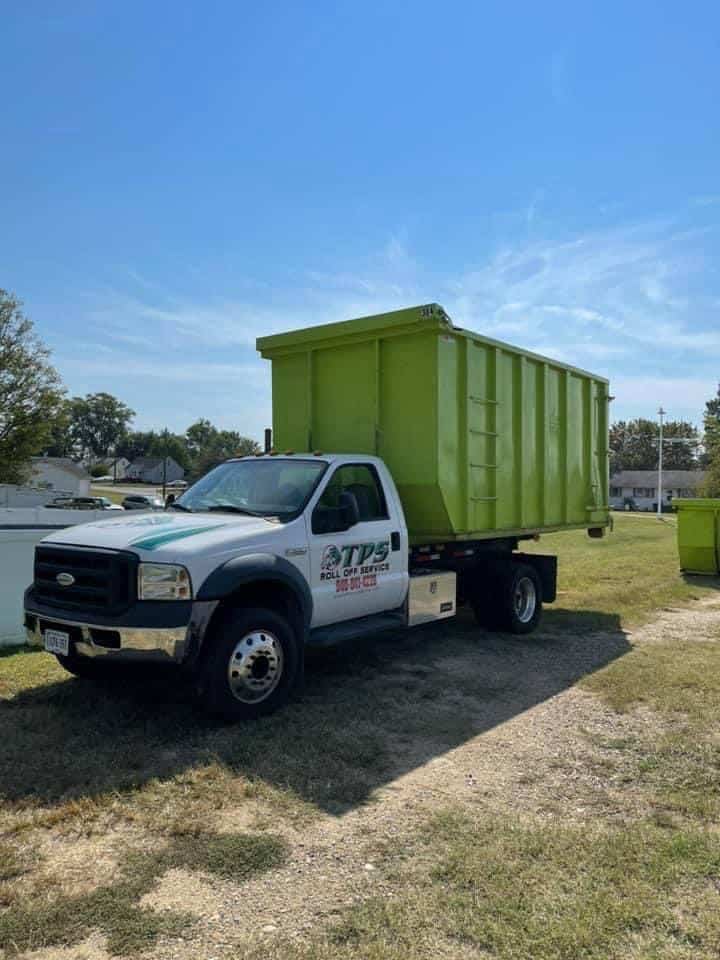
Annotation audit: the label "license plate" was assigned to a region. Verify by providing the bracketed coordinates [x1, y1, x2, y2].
[44, 629, 70, 656]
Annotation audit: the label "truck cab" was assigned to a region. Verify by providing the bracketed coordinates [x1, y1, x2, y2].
[24, 451, 552, 720]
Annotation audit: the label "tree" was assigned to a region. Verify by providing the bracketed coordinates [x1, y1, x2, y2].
[147, 430, 191, 473]
[116, 429, 191, 472]
[68, 393, 135, 461]
[0, 290, 65, 483]
[120, 419, 258, 478]
[185, 419, 217, 461]
[700, 385, 720, 496]
[115, 430, 156, 463]
[43, 399, 74, 458]
[185, 419, 259, 477]
[610, 418, 699, 474]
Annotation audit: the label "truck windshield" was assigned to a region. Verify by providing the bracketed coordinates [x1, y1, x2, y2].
[175, 459, 328, 519]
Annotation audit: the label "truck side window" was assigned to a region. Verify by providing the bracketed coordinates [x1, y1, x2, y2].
[312, 464, 388, 533]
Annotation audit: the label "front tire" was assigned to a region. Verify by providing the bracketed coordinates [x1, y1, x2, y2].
[197, 607, 301, 721]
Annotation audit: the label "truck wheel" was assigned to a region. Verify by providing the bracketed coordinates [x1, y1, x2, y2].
[493, 563, 542, 634]
[472, 562, 542, 634]
[197, 606, 301, 721]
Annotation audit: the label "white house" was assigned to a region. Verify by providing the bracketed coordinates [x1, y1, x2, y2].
[126, 456, 185, 484]
[30, 458, 91, 497]
[609, 470, 705, 511]
[99, 457, 131, 480]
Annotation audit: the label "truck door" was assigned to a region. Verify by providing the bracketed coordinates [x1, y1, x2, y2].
[308, 462, 406, 627]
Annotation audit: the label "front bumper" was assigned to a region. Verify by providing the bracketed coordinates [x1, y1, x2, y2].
[24, 590, 218, 665]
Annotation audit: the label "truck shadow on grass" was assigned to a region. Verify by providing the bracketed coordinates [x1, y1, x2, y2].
[0, 607, 629, 816]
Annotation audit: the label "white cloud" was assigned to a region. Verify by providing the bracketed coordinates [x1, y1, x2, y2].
[57, 353, 266, 384]
[611, 375, 717, 424]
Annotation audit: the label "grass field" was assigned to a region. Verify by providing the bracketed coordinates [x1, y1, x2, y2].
[526, 512, 718, 626]
[1, 514, 719, 958]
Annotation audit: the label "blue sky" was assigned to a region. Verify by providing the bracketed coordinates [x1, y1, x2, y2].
[3, 1, 720, 441]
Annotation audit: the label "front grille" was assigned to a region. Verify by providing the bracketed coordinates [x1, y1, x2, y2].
[34, 545, 136, 614]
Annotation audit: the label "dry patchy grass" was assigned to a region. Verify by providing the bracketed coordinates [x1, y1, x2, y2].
[273, 814, 720, 960]
[1, 512, 720, 957]
[0, 831, 287, 956]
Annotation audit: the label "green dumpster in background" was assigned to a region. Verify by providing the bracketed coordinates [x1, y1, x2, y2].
[675, 499, 720, 574]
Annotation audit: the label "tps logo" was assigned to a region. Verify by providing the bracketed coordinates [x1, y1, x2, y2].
[321, 541, 390, 570]
[321, 545, 343, 570]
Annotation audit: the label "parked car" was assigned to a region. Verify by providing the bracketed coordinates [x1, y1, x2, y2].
[121, 494, 164, 511]
[46, 496, 123, 511]
[91, 475, 114, 483]
[165, 479, 188, 489]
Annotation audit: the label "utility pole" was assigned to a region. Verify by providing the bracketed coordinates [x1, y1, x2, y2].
[162, 428, 169, 503]
[657, 407, 666, 517]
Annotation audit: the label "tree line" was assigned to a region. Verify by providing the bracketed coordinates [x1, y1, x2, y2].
[0, 289, 258, 485]
[46, 399, 260, 480]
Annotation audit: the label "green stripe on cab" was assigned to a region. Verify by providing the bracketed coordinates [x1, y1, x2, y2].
[131, 524, 226, 551]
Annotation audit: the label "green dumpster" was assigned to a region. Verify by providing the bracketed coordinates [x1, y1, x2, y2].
[257, 303, 611, 544]
[675, 498, 720, 574]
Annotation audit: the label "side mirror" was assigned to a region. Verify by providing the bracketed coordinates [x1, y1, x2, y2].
[338, 491, 360, 529]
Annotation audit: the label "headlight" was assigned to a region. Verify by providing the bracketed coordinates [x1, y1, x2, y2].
[138, 563, 193, 600]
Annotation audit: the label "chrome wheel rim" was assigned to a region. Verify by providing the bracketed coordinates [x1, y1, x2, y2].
[514, 576, 536, 624]
[227, 630, 284, 703]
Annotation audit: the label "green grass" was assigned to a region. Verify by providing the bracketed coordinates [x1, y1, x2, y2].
[528, 513, 719, 628]
[583, 640, 720, 719]
[286, 814, 720, 960]
[0, 831, 287, 956]
[99, 488, 126, 505]
[1, 511, 720, 957]
[0, 841, 24, 882]
[151, 830, 287, 881]
[582, 638, 720, 824]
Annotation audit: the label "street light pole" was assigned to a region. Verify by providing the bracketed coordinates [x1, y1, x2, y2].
[657, 407, 666, 517]
[162, 428, 169, 503]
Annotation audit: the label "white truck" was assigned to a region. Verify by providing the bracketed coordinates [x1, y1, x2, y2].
[25, 453, 545, 719]
[24, 306, 610, 720]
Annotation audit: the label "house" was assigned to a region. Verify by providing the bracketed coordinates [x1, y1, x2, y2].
[126, 456, 185, 484]
[30, 458, 91, 497]
[99, 457, 131, 480]
[609, 470, 706, 511]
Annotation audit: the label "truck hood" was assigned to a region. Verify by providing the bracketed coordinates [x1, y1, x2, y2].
[42, 511, 273, 556]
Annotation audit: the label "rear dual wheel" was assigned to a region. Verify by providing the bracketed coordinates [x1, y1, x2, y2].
[472, 562, 542, 635]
